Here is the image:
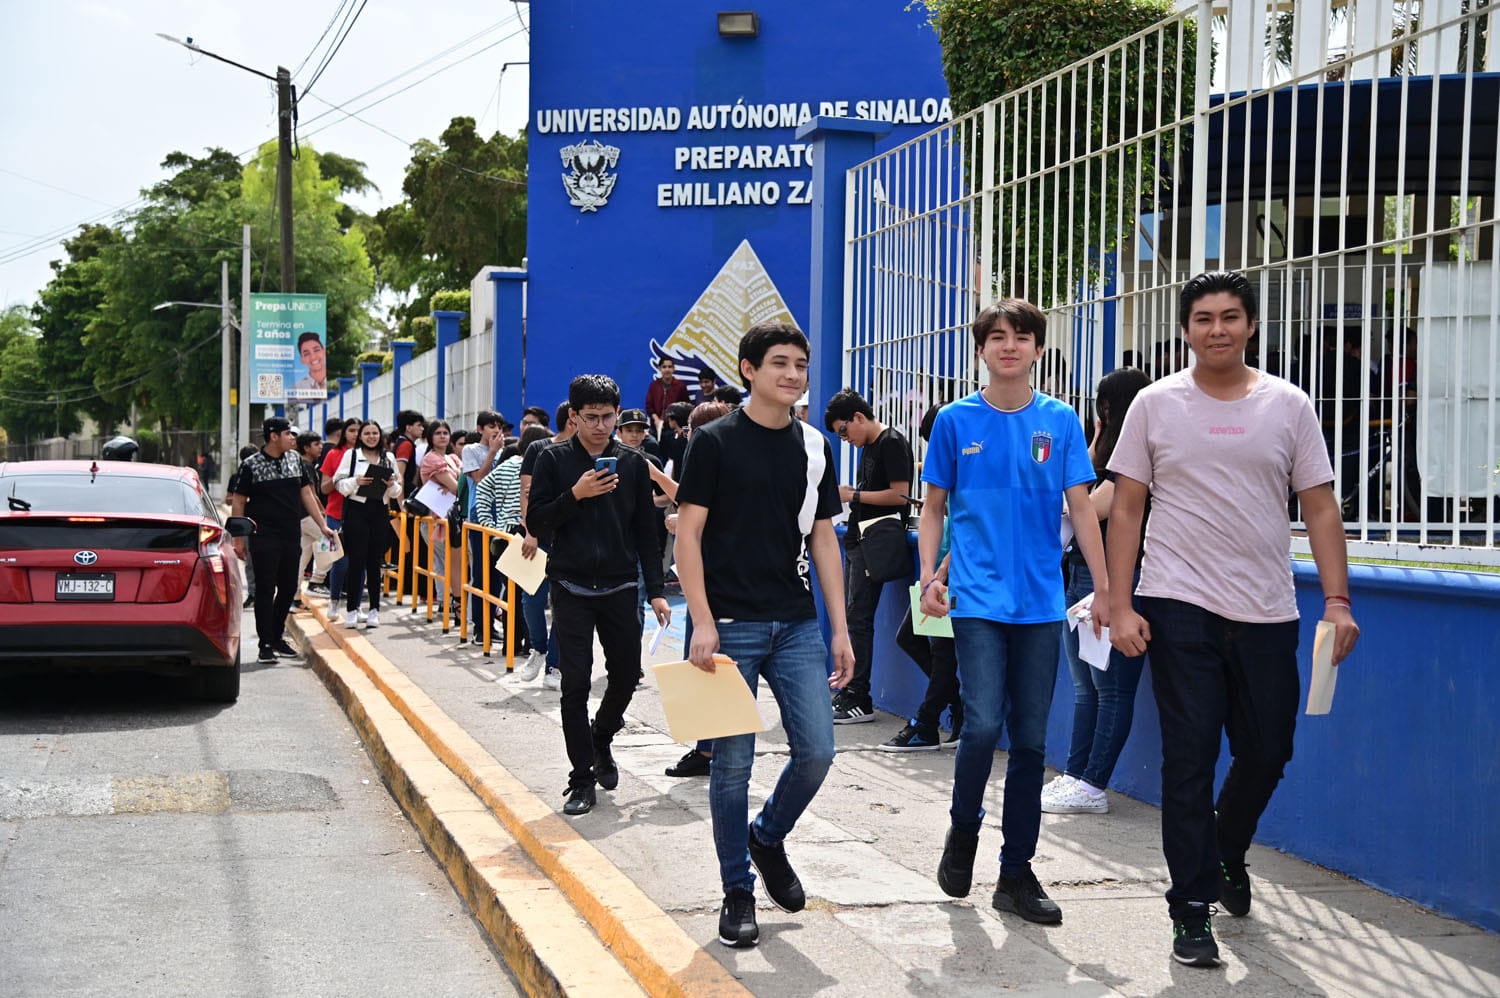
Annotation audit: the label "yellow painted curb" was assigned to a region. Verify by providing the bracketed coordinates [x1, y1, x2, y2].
[293, 622, 647, 998]
[296, 603, 753, 998]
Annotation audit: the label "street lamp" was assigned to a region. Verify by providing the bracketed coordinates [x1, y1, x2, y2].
[154, 268, 240, 500]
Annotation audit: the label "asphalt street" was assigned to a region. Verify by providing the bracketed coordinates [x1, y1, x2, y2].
[0, 608, 518, 998]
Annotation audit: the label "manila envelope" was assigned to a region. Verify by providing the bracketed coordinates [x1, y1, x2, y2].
[1305, 620, 1338, 715]
[495, 536, 548, 595]
[652, 655, 765, 743]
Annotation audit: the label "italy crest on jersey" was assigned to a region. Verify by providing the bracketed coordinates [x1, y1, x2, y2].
[1030, 431, 1053, 464]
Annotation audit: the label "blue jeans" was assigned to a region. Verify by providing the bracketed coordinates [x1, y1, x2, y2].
[950, 617, 1062, 877]
[1061, 561, 1146, 790]
[709, 618, 836, 894]
[325, 515, 348, 601]
[521, 579, 552, 658]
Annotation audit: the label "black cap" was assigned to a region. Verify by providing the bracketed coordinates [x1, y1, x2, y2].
[618, 408, 649, 427]
[262, 417, 292, 440]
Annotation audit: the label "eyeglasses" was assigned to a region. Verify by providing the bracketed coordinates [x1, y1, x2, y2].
[835, 422, 850, 440]
[578, 412, 618, 428]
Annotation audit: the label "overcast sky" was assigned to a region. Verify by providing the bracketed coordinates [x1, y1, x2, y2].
[0, 0, 530, 311]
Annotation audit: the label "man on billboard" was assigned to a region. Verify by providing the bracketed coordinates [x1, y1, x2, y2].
[291, 332, 328, 396]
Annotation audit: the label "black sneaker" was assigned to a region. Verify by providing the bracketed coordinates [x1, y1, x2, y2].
[937, 825, 980, 898]
[1171, 903, 1220, 966]
[664, 749, 711, 777]
[832, 694, 875, 724]
[308, 582, 330, 597]
[748, 823, 805, 912]
[1220, 858, 1251, 917]
[878, 722, 940, 752]
[993, 868, 1062, 924]
[270, 638, 299, 658]
[717, 888, 759, 948]
[562, 785, 595, 816]
[592, 743, 619, 791]
[256, 644, 276, 664]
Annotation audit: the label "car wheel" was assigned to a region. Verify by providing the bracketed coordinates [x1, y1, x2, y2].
[201, 645, 241, 703]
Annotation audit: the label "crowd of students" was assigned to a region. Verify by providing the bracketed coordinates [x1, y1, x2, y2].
[227, 268, 1361, 970]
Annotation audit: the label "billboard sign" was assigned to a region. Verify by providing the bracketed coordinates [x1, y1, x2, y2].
[248, 293, 328, 403]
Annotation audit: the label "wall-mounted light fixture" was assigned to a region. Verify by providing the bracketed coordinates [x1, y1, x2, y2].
[717, 11, 759, 37]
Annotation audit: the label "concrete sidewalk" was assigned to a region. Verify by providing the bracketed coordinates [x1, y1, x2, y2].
[310, 595, 1499, 997]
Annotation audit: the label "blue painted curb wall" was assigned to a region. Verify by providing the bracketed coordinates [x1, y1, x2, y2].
[817, 533, 1500, 932]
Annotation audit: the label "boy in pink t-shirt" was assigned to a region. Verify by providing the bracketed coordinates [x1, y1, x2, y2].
[1106, 271, 1361, 968]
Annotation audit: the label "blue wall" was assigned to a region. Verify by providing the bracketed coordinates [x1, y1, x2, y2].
[845, 548, 1500, 932]
[528, 1, 949, 413]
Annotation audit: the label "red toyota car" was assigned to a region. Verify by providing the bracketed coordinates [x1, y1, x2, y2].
[0, 460, 253, 701]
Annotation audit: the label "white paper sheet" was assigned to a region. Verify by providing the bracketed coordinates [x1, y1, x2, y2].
[1305, 620, 1338, 715]
[1065, 591, 1111, 671]
[412, 480, 456, 519]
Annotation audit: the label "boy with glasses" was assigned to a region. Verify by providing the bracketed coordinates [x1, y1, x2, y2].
[527, 376, 671, 817]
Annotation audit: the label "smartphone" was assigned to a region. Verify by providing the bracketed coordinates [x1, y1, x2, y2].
[902, 494, 924, 507]
[595, 457, 618, 476]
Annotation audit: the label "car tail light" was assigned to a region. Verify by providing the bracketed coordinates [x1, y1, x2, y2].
[200, 524, 228, 606]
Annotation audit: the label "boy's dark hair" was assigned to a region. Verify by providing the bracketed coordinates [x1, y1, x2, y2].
[475, 409, 501, 430]
[666, 400, 694, 430]
[568, 374, 621, 411]
[296, 431, 321, 455]
[698, 368, 716, 383]
[823, 387, 874, 432]
[657, 357, 675, 370]
[323, 417, 345, 437]
[238, 444, 258, 460]
[524, 405, 550, 428]
[1179, 270, 1258, 329]
[554, 401, 571, 430]
[918, 400, 950, 442]
[397, 409, 425, 435]
[519, 425, 552, 452]
[1092, 367, 1152, 474]
[737, 321, 810, 388]
[297, 331, 322, 351]
[712, 384, 743, 407]
[971, 298, 1047, 352]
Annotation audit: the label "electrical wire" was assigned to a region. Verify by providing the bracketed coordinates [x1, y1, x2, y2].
[301, 0, 368, 101]
[294, 0, 354, 80]
[0, 322, 227, 405]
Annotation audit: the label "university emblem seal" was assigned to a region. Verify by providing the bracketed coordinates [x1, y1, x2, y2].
[1030, 431, 1053, 464]
[560, 140, 620, 212]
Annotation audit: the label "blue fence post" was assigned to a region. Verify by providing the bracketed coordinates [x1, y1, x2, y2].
[433, 311, 464, 420]
[337, 376, 355, 420]
[359, 362, 381, 420]
[390, 339, 416, 425]
[795, 116, 892, 419]
[489, 269, 527, 419]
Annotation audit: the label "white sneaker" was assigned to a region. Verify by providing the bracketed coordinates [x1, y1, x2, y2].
[1041, 781, 1109, 814]
[366, 609, 380, 629]
[542, 669, 561, 690]
[1041, 773, 1076, 801]
[356, 609, 367, 624]
[343, 611, 358, 628]
[517, 650, 544, 682]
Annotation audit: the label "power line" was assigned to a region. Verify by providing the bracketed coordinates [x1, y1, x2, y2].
[0, 322, 226, 405]
[301, 0, 368, 101]
[0, 167, 121, 209]
[294, 0, 354, 80]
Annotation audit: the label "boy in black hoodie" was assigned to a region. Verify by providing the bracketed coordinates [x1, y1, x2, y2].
[528, 374, 671, 816]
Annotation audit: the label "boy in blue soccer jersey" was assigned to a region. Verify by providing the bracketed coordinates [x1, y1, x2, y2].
[917, 298, 1110, 925]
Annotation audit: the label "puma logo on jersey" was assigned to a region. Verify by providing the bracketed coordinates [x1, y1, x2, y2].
[961, 441, 983, 456]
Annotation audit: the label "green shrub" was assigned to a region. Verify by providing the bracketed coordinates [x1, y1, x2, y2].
[429, 288, 472, 339]
[355, 350, 394, 378]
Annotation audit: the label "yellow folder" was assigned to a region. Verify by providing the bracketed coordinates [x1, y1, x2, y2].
[651, 655, 766, 742]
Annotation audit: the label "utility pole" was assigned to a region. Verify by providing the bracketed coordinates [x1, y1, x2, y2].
[276, 67, 296, 293]
[221, 259, 232, 500]
[240, 223, 252, 459]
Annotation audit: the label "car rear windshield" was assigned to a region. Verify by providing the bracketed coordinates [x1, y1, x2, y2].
[2, 473, 203, 516]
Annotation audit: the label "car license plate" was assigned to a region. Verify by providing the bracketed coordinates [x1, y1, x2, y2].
[56, 573, 115, 600]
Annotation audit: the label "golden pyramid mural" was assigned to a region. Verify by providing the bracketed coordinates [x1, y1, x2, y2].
[650, 240, 798, 387]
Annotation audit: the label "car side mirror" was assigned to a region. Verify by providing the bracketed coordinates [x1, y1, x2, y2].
[225, 516, 257, 538]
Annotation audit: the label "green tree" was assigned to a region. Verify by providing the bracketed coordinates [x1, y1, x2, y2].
[370, 117, 526, 346]
[32, 224, 129, 433]
[0, 306, 58, 442]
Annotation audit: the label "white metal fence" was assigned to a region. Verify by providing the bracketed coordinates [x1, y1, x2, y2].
[844, 0, 1500, 564]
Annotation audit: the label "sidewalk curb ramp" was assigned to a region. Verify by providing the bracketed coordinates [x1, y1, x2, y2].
[290, 605, 752, 998]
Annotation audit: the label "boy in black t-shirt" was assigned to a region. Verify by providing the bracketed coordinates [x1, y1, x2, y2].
[823, 388, 913, 722]
[229, 418, 335, 663]
[675, 322, 854, 949]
